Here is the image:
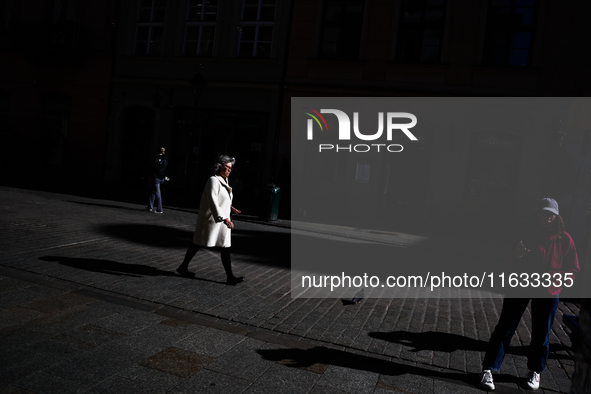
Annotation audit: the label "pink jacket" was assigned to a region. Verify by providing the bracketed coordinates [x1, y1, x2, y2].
[515, 229, 580, 296]
[542, 231, 579, 295]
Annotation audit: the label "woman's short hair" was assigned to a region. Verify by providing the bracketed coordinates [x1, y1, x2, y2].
[213, 155, 236, 173]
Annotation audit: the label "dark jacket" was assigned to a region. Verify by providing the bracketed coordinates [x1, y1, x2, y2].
[152, 154, 168, 179]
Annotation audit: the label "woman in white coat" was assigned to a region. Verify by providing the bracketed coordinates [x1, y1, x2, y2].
[176, 155, 244, 285]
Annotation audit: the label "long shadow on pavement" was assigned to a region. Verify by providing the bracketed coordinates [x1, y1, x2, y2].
[40, 256, 226, 284]
[98, 224, 193, 248]
[257, 346, 527, 392]
[39, 256, 178, 277]
[368, 330, 571, 360]
[369, 331, 487, 353]
[97, 224, 290, 268]
[39, 256, 214, 283]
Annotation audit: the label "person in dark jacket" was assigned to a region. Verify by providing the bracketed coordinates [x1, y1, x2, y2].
[479, 198, 580, 391]
[147, 147, 168, 214]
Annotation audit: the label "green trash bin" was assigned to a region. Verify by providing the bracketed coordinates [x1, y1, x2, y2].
[262, 184, 281, 221]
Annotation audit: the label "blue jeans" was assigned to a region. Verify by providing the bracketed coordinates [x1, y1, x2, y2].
[483, 297, 559, 373]
[149, 177, 164, 212]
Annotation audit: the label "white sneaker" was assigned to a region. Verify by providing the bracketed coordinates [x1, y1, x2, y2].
[526, 371, 540, 390]
[479, 369, 495, 391]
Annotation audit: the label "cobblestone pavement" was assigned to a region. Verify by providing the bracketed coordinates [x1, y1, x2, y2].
[0, 186, 580, 393]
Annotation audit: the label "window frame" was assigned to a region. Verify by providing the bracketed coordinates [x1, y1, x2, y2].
[318, 0, 366, 61]
[483, 0, 539, 67]
[133, 0, 168, 56]
[395, 0, 447, 64]
[237, 0, 276, 58]
[183, 0, 219, 57]
[53, 0, 82, 22]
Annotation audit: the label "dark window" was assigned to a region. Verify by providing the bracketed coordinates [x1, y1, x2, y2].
[396, 0, 446, 63]
[484, 0, 538, 67]
[184, 0, 218, 57]
[318, 0, 365, 60]
[238, 0, 276, 58]
[134, 0, 167, 56]
[0, 0, 9, 31]
[53, 0, 82, 22]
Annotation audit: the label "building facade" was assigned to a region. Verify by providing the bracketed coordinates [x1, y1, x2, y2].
[106, 0, 292, 213]
[0, 0, 118, 189]
[281, 0, 591, 247]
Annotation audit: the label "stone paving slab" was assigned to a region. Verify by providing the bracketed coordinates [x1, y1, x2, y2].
[3, 268, 515, 394]
[0, 187, 582, 393]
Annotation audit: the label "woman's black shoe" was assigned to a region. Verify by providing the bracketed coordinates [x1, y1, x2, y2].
[226, 276, 245, 285]
[176, 267, 195, 278]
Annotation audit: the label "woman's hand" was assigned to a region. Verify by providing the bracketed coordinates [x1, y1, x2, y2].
[514, 241, 530, 257]
[231, 206, 241, 215]
[223, 218, 234, 230]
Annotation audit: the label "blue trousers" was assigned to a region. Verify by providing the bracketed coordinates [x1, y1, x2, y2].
[149, 177, 164, 212]
[483, 297, 559, 373]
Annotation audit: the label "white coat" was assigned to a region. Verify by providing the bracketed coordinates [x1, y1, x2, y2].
[193, 175, 233, 247]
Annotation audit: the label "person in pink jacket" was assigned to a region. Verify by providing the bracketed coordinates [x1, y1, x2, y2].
[479, 198, 580, 391]
[176, 155, 244, 285]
